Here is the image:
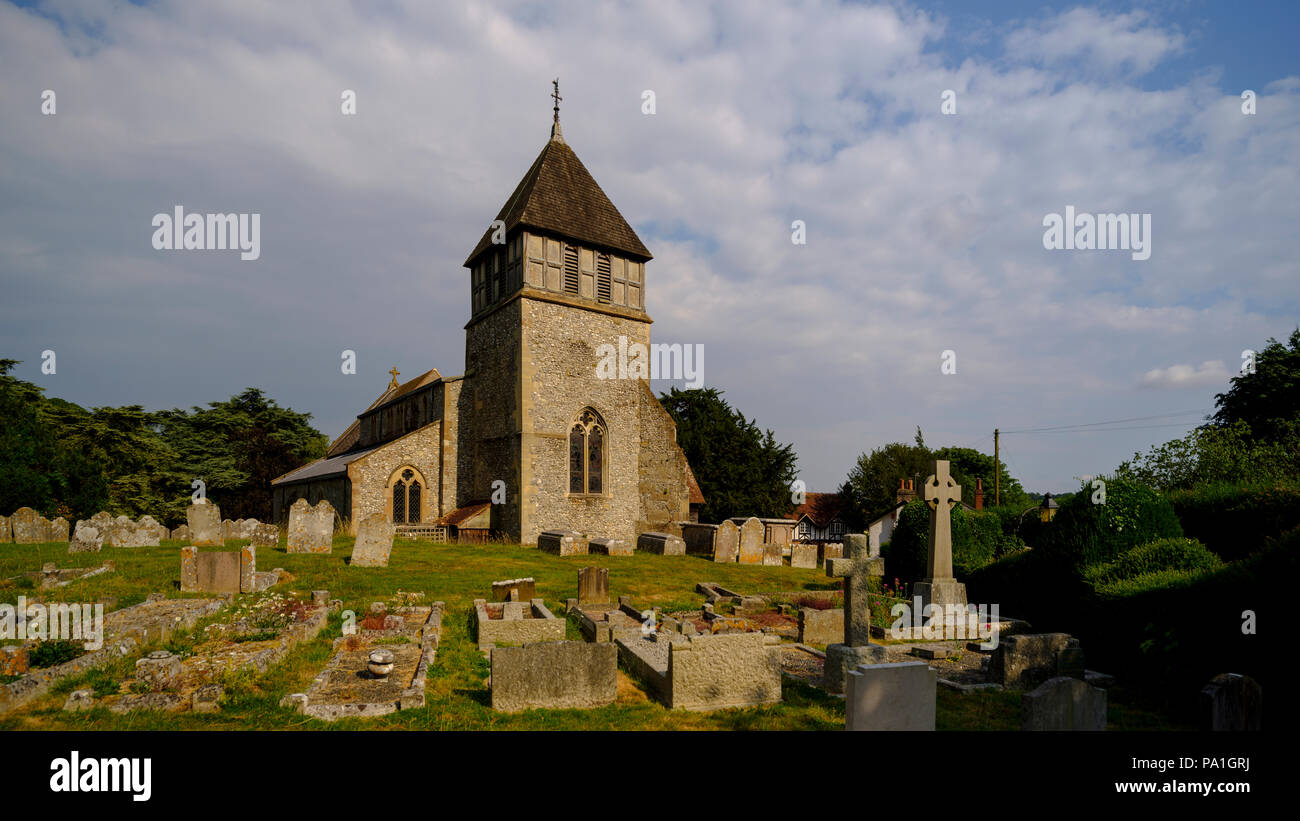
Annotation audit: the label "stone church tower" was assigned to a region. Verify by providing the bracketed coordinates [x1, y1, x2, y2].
[272, 99, 699, 546]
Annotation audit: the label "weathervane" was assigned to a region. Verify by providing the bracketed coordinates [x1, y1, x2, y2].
[552, 78, 562, 124]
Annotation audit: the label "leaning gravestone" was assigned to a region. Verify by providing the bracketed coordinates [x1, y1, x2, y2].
[737, 517, 764, 564]
[68, 523, 104, 554]
[1201, 673, 1262, 731]
[351, 513, 394, 567]
[187, 502, 223, 547]
[11, 507, 46, 544]
[713, 520, 739, 563]
[1022, 676, 1107, 731]
[49, 517, 70, 543]
[287, 499, 335, 554]
[845, 661, 936, 731]
[823, 533, 887, 693]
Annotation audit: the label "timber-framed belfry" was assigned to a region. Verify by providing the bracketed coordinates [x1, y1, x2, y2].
[272, 94, 699, 545]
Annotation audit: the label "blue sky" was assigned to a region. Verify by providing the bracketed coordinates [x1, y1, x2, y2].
[2, 0, 1297, 497]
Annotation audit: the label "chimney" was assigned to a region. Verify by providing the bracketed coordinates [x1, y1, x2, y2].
[897, 478, 917, 505]
[975, 477, 984, 510]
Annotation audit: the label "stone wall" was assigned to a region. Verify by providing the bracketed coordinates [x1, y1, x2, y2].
[460, 299, 523, 538]
[490, 641, 617, 712]
[347, 424, 442, 535]
[636, 381, 690, 538]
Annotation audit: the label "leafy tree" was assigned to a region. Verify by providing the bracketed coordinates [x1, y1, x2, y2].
[0, 359, 57, 514]
[931, 445, 1030, 509]
[659, 387, 797, 523]
[1212, 328, 1300, 439]
[840, 439, 932, 527]
[1114, 419, 1300, 491]
[154, 388, 327, 522]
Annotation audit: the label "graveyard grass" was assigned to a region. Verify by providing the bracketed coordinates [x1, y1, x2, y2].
[0, 538, 1179, 731]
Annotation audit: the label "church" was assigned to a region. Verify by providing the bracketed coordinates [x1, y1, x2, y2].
[271, 93, 702, 546]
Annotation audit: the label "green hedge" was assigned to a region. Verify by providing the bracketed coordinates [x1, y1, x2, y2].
[1036, 478, 1183, 568]
[1165, 481, 1300, 562]
[1082, 537, 1223, 589]
[883, 500, 1001, 583]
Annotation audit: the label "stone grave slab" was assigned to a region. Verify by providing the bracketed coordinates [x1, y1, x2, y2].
[638, 531, 685, 555]
[589, 536, 632, 556]
[538, 530, 588, 556]
[845, 661, 937, 731]
[491, 641, 617, 712]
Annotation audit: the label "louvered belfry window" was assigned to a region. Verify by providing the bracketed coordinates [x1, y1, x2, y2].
[563, 245, 580, 294]
[596, 254, 612, 303]
[568, 408, 605, 494]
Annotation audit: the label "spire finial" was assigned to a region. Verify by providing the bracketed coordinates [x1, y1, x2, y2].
[388, 366, 400, 389]
[550, 78, 564, 142]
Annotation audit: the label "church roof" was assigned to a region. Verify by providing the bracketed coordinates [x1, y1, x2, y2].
[464, 131, 652, 267]
[684, 462, 705, 505]
[326, 368, 442, 458]
[271, 446, 381, 485]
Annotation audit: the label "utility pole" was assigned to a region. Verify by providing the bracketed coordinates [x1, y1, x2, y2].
[994, 428, 1000, 507]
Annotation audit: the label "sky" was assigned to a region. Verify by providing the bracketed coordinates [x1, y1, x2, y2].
[2, 0, 1297, 495]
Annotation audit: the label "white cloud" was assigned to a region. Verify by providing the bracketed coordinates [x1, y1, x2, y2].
[1140, 361, 1230, 389]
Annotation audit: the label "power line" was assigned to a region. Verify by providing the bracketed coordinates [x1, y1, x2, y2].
[1006, 422, 1205, 434]
[999, 409, 1212, 435]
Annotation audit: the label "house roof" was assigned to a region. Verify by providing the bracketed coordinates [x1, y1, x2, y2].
[791, 492, 845, 527]
[464, 130, 652, 267]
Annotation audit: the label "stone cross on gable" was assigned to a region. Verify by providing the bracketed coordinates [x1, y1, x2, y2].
[923, 459, 961, 581]
[826, 533, 872, 647]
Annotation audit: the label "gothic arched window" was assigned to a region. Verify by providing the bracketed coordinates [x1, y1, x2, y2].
[391, 467, 423, 524]
[568, 408, 605, 494]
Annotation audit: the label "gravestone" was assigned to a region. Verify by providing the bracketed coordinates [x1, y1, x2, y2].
[68, 523, 104, 554]
[0, 514, 10, 543]
[823, 533, 887, 693]
[249, 523, 279, 547]
[637, 531, 685, 555]
[790, 544, 818, 569]
[713, 520, 739, 563]
[537, 530, 588, 556]
[990, 633, 1076, 689]
[239, 545, 257, 592]
[1201, 673, 1262, 731]
[589, 536, 632, 556]
[737, 517, 764, 564]
[222, 519, 237, 541]
[578, 566, 609, 605]
[188, 502, 223, 547]
[351, 513, 395, 567]
[491, 642, 618, 712]
[845, 661, 936, 731]
[138, 516, 165, 542]
[287, 499, 335, 554]
[107, 515, 136, 547]
[491, 577, 536, 602]
[180, 546, 241, 594]
[913, 460, 967, 613]
[171, 525, 191, 542]
[11, 507, 46, 544]
[49, 517, 70, 542]
[1022, 676, 1107, 731]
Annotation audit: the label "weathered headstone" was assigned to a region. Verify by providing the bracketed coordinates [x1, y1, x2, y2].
[823, 533, 887, 693]
[990, 633, 1076, 689]
[11, 507, 46, 544]
[491, 577, 536, 602]
[790, 544, 818, 569]
[249, 523, 279, 547]
[913, 460, 967, 613]
[578, 566, 609, 605]
[138, 516, 165, 542]
[713, 520, 739, 563]
[222, 519, 237, 542]
[1022, 676, 1107, 731]
[68, 523, 104, 554]
[107, 515, 136, 547]
[49, 517, 70, 543]
[737, 517, 764, 564]
[287, 499, 335, 554]
[171, 525, 191, 542]
[1201, 673, 1262, 731]
[239, 545, 257, 592]
[761, 542, 783, 566]
[0, 514, 10, 543]
[180, 546, 241, 593]
[491, 642, 618, 712]
[351, 513, 395, 567]
[188, 501, 223, 547]
[798, 607, 844, 645]
[845, 661, 936, 731]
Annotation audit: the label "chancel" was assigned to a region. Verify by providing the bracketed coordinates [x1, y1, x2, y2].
[272, 84, 700, 545]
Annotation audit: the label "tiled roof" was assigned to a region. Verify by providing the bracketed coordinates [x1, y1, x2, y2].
[791, 492, 845, 527]
[437, 501, 492, 527]
[271, 446, 381, 486]
[464, 131, 651, 267]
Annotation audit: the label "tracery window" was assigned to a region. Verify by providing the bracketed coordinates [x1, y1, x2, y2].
[391, 467, 423, 524]
[568, 408, 605, 494]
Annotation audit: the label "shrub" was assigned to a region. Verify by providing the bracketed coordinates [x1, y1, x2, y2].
[1083, 537, 1223, 588]
[1165, 481, 1300, 561]
[1036, 478, 1182, 568]
[882, 500, 1000, 582]
[1092, 568, 1206, 599]
[28, 640, 86, 669]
